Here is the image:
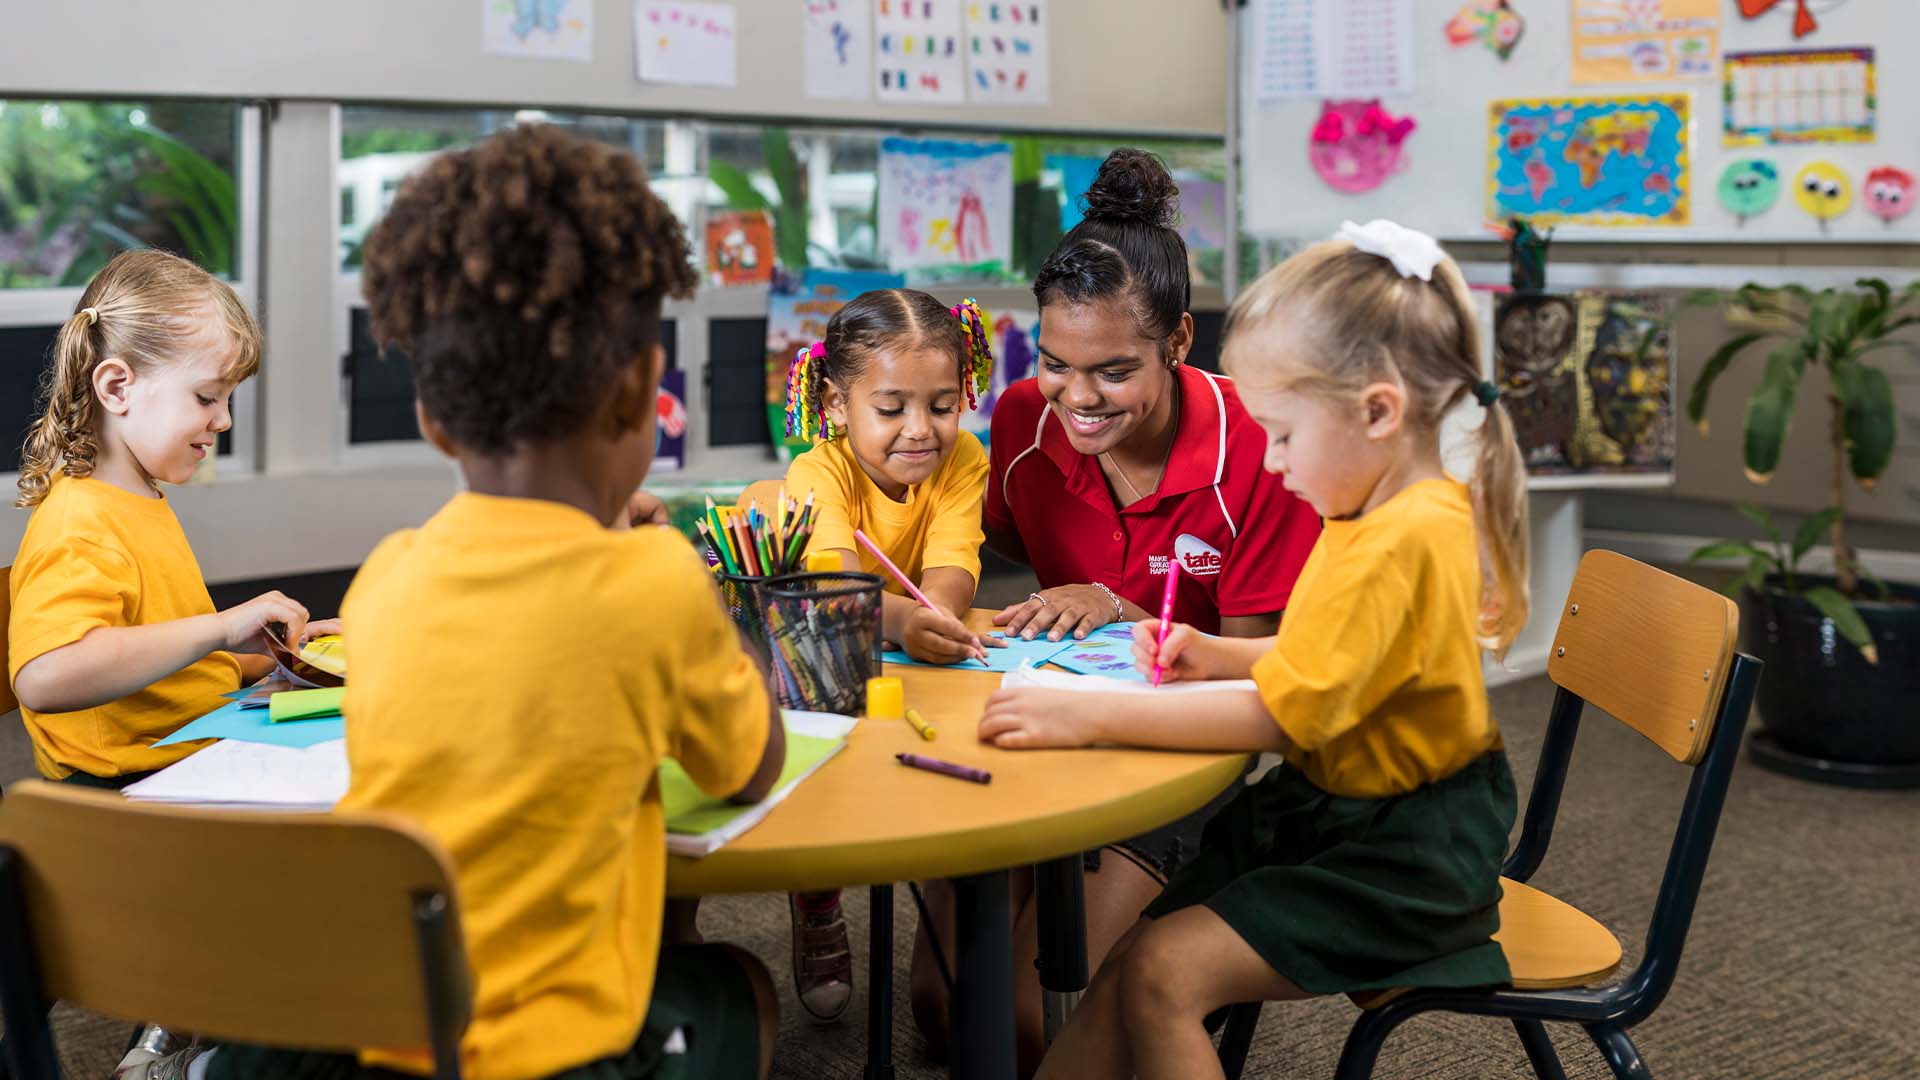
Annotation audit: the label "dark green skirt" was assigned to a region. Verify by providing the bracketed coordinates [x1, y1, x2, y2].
[205, 943, 760, 1080]
[1144, 751, 1517, 994]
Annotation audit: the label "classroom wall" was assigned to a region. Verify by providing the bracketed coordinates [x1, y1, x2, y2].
[0, 2, 1231, 587]
[1, 0, 1227, 138]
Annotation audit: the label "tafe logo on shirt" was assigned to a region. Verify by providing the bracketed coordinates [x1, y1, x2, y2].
[1173, 533, 1223, 576]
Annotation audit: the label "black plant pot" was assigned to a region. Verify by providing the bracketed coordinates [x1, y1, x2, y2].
[1740, 577, 1920, 787]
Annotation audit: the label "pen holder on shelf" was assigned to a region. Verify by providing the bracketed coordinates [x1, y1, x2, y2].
[761, 572, 884, 715]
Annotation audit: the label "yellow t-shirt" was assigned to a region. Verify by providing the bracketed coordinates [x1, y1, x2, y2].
[335, 492, 769, 1080]
[785, 431, 988, 590]
[1252, 479, 1499, 799]
[7, 476, 238, 779]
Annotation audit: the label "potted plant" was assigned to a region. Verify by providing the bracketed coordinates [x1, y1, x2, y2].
[1686, 279, 1920, 787]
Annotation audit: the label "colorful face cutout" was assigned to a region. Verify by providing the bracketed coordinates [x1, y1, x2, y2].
[1793, 161, 1852, 222]
[1444, 0, 1524, 60]
[1308, 99, 1416, 194]
[1717, 159, 1780, 220]
[1863, 166, 1916, 224]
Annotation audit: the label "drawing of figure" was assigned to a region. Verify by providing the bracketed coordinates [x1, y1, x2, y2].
[1494, 294, 1578, 469]
[952, 190, 990, 263]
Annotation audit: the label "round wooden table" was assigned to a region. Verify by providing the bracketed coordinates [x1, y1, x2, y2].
[666, 616, 1248, 1080]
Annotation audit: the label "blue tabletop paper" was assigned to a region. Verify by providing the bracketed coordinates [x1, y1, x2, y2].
[881, 632, 1080, 673]
[1045, 623, 1149, 681]
[154, 699, 345, 749]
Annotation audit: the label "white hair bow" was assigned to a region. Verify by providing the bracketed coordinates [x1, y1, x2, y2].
[1336, 219, 1445, 282]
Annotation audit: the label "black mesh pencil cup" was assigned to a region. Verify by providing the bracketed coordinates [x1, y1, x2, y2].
[716, 572, 777, 657]
[761, 572, 884, 715]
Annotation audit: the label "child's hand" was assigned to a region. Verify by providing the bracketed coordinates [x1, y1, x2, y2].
[1133, 619, 1212, 682]
[978, 688, 1099, 749]
[617, 488, 671, 530]
[218, 591, 310, 655]
[903, 605, 992, 666]
[301, 619, 343, 642]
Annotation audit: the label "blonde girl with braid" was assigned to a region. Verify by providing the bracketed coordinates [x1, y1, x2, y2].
[8, 250, 334, 788]
[778, 287, 996, 1023]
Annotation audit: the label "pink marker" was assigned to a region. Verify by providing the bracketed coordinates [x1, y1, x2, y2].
[1151, 560, 1180, 687]
[854, 529, 989, 667]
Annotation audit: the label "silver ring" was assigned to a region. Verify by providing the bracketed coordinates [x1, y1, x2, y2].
[1028, 591, 1050, 607]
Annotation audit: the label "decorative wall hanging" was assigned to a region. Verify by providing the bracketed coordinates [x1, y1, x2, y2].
[1793, 160, 1853, 227]
[1735, 0, 1847, 41]
[1723, 47, 1874, 147]
[1309, 99, 1416, 194]
[1862, 166, 1915, 225]
[1717, 159, 1781, 224]
[1443, 0, 1524, 60]
[1487, 95, 1689, 227]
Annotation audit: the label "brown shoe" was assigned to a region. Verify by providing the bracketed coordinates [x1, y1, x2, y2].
[789, 891, 854, 1023]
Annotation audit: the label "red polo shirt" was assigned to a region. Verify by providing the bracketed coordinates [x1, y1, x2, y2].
[985, 365, 1321, 634]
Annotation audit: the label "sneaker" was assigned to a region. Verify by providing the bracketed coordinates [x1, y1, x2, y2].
[789, 892, 854, 1023]
[115, 1037, 213, 1080]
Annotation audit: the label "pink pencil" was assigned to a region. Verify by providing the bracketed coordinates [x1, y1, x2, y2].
[1151, 561, 1181, 687]
[854, 529, 989, 667]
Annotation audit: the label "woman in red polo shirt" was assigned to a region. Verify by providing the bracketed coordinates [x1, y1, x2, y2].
[908, 150, 1321, 1076]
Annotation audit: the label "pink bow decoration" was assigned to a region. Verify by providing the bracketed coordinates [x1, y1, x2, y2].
[1310, 111, 1346, 144]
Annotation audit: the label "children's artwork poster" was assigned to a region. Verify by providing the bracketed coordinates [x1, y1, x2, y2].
[1252, 0, 1414, 103]
[1487, 95, 1690, 227]
[654, 369, 688, 471]
[633, 1, 737, 88]
[1570, 0, 1718, 84]
[804, 0, 873, 102]
[763, 268, 905, 459]
[878, 137, 1014, 274]
[482, 0, 593, 62]
[964, 1, 1050, 106]
[1176, 178, 1229, 251]
[1722, 48, 1873, 147]
[1735, 0, 1846, 42]
[1048, 154, 1103, 232]
[959, 307, 1039, 446]
[705, 210, 774, 287]
[874, 0, 966, 104]
[1493, 291, 1675, 478]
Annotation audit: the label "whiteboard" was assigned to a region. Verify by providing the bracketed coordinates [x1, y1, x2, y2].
[1239, 0, 1919, 243]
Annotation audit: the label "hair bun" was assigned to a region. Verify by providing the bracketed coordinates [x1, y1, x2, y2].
[1081, 149, 1179, 230]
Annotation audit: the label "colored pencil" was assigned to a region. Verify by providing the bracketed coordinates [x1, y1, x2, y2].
[854, 529, 988, 667]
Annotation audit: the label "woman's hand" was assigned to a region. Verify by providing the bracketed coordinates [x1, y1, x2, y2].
[978, 688, 1102, 749]
[1132, 619, 1218, 683]
[992, 584, 1122, 642]
[903, 605, 996, 666]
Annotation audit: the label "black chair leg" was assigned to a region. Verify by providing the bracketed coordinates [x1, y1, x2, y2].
[1587, 1023, 1652, 1080]
[1513, 1019, 1569, 1080]
[1333, 1003, 1413, 1080]
[1215, 1002, 1260, 1080]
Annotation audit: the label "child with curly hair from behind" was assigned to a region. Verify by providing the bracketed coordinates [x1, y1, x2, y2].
[131, 124, 786, 1080]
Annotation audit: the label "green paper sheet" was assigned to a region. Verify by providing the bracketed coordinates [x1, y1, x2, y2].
[661, 731, 839, 836]
[267, 687, 347, 724]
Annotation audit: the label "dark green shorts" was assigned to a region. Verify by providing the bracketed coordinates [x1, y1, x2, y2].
[1145, 751, 1518, 995]
[56, 768, 154, 791]
[205, 943, 762, 1080]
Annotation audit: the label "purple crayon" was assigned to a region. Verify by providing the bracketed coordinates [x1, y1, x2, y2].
[896, 752, 991, 785]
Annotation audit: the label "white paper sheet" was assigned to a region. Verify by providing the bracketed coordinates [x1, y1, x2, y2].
[1252, 0, 1413, 103]
[482, 0, 595, 63]
[964, 0, 1049, 105]
[873, 0, 965, 103]
[123, 739, 349, 811]
[804, 0, 873, 101]
[634, 1, 738, 87]
[999, 661, 1260, 696]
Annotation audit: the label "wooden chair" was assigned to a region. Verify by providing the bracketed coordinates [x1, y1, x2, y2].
[0, 782, 471, 1080]
[1215, 550, 1763, 1080]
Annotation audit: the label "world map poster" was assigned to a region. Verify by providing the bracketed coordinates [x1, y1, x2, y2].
[1486, 95, 1690, 227]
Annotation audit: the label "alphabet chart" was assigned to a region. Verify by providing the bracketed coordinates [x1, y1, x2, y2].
[874, 0, 966, 104]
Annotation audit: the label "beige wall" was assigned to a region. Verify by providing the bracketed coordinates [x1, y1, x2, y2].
[1, 0, 1226, 138]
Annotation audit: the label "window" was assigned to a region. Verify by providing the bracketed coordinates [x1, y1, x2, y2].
[0, 100, 242, 288]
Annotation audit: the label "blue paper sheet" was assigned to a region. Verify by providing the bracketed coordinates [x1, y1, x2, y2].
[1044, 623, 1149, 681]
[881, 632, 1080, 673]
[154, 700, 345, 749]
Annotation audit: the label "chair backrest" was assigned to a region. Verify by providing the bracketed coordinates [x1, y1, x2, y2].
[1545, 549, 1739, 765]
[1510, 549, 1761, 1024]
[735, 478, 785, 515]
[0, 782, 469, 1068]
[0, 565, 18, 715]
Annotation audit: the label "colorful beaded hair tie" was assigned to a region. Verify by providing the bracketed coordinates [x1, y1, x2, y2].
[950, 297, 995, 412]
[784, 340, 830, 441]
